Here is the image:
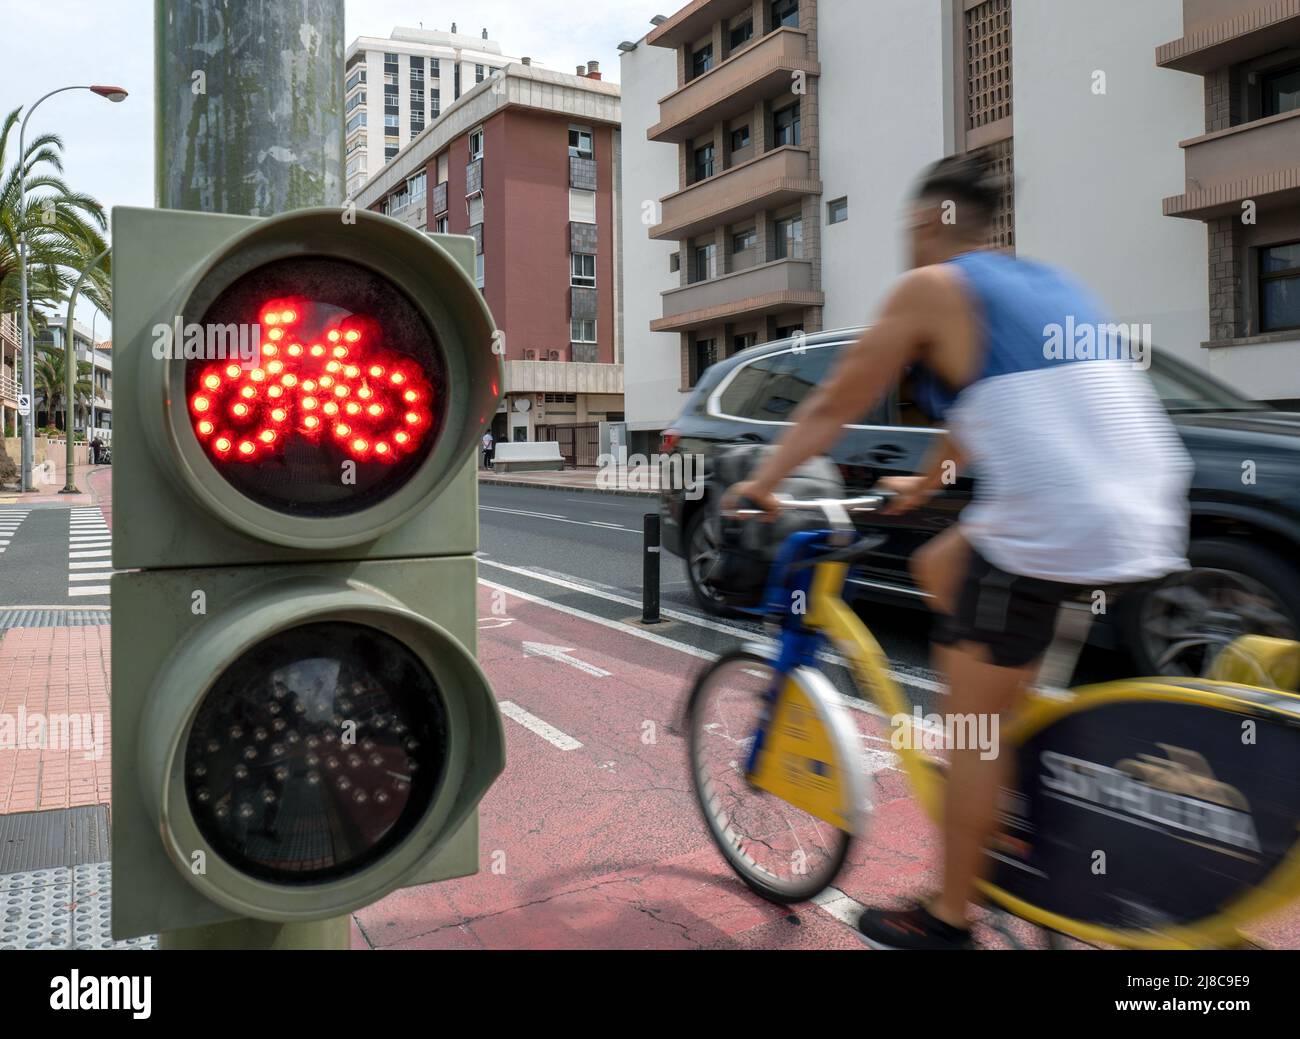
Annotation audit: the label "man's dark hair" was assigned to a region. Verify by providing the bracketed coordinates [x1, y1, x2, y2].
[914, 152, 1005, 232]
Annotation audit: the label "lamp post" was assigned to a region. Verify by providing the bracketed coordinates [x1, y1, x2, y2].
[18, 84, 128, 492]
[61, 247, 109, 493]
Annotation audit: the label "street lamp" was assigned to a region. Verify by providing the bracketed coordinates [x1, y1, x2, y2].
[17, 84, 128, 492]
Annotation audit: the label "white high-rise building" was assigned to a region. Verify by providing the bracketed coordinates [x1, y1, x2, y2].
[346, 25, 521, 196]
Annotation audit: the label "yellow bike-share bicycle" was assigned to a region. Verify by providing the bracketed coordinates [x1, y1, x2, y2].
[686, 493, 1300, 949]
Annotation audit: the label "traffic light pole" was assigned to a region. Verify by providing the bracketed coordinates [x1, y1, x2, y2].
[152, 0, 347, 951]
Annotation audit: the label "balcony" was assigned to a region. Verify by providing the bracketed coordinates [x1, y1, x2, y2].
[648, 29, 820, 144]
[645, 0, 757, 49]
[651, 146, 819, 240]
[1164, 108, 1300, 219]
[1157, 0, 1300, 74]
[652, 257, 822, 333]
[1, 370, 19, 403]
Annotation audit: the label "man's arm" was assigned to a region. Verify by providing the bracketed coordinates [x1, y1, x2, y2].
[728, 268, 945, 511]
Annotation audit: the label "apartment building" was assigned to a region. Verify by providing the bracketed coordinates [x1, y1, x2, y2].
[1157, 0, 1300, 403]
[1, 312, 20, 439]
[622, 0, 1219, 442]
[345, 25, 520, 196]
[354, 62, 624, 457]
[33, 315, 113, 439]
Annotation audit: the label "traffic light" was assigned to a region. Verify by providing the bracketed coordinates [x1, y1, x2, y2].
[109, 206, 505, 941]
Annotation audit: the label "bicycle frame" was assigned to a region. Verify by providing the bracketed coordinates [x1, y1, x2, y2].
[749, 529, 1300, 949]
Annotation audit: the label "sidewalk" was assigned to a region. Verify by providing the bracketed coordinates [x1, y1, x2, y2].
[0, 462, 110, 508]
[477, 466, 657, 497]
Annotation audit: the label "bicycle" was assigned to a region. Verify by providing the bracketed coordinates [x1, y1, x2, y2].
[686, 492, 1300, 949]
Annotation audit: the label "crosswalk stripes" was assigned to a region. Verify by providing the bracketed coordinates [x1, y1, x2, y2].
[0, 510, 32, 555]
[68, 507, 113, 599]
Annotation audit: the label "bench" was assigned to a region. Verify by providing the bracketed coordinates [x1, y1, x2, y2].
[493, 441, 565, 473]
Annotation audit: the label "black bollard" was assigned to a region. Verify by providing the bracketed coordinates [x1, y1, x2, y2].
[642, 513, 661, 624]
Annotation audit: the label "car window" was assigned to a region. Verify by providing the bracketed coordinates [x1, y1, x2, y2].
[716, 343, 887, 425]
[1147, 352, 1264, 413]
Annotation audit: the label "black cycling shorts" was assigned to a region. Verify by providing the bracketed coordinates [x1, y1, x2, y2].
[931, 548, 1094, 669]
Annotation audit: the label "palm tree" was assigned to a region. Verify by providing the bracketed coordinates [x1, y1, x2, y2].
[0, 106, 111, 330]
[33, 341, 92, 433]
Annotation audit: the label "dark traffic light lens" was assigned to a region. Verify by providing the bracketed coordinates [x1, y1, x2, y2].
[183, 622, 448, 885]
[185, 257, 443, 517]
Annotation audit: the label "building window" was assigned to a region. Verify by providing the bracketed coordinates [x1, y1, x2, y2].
[346, 67, 366, 92]
[384, 89, 399, 113]
[430, 58, 440, 75]
[771, 0, 800, 29]
[384, 114, 399, 130]
[346, 90, 366, 113]
[774, 216, 803, 260]
[669, 253, 680, 274]
[693, 338, 718, 383]
[733, 332, 757, 354]
[476, 64, 486, 83]
[385, 145, 398, 160]
[1260, 241, 1300, 332]
[469, 128, 484, 160]
[571, 253, 596, 287]
[346, 111, 367, 134]
[384, 52, 398, 65]
[694, 242, 717, 282]
[571, 318, 597, 343]
[476, 252, 485, 288]
[694, 142, 715, 182]
[410, 117, 424, 135]
[730, 19, 754, 50]
[1263, 63, 1300, 118]
[828, 197, 849, 225]
[733, 228, 757, 253]
[435, 215, 449, 234]
[410, 88, 424, 105]
[692, 44, 714, 79]
[468, 194, 484, 225]
[774, 102, 801, 146]
[569, 127, 594, 159]
[730, 125, 751, 152]
[409, 171, 426, 199]
[964, 0, 1013, 133]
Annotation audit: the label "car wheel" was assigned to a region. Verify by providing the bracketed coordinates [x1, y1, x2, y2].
[1127, 538, 1300, 678]
[684, 506, 742, 618]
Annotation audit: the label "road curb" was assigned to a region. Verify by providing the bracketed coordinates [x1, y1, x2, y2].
[477, 476, 657, 499]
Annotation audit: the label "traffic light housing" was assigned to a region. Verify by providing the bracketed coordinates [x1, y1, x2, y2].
[110, 206, 505, 939]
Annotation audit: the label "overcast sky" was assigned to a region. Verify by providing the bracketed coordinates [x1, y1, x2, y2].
[5, 0, 666, 332]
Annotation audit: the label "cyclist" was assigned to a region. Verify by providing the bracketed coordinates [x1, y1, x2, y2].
[723, 152, 1193, 949]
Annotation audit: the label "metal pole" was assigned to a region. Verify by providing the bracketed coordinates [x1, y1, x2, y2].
[62, 248, 109, 493]
[89, 309, 97, 443]
[153, 0, 345, 950]
[642, 513, 661, 624]
[156, 0, 344, 213]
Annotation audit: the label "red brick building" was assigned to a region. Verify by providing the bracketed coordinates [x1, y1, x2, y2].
[354, 61, 624, 455]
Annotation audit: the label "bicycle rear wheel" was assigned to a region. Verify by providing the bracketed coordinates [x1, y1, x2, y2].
[687, 647, 852, 904]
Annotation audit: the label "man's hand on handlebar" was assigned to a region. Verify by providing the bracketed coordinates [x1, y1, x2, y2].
[721, 480, 781, 521]
[873, 475, 936, 515]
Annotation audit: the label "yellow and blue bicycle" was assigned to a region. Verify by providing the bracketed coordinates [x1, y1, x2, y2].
[687, 493, 1300, 948]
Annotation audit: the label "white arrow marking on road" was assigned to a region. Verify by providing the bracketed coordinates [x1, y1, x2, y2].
[521, 642, 611, 678]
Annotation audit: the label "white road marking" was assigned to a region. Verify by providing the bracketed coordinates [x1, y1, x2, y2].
[480, 504, 641, 535]
[497, 700, 583, 750]
[69, 549, 112, 559]
[69, 586, 111, 597]
[522, 641, 612, 678]
[478, 556, 944, 696]
[69, 560, 114, 570]
[68, 572, 114, 582]
[67, 509, 112, 599]
[812, 886, 866, 928]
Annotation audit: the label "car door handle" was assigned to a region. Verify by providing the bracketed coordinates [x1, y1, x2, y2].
[869, 445, 906, 464]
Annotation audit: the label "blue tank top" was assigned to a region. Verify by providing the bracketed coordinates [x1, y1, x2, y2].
[911, 250, 1114, 421]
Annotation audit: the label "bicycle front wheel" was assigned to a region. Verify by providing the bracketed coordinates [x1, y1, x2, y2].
[687, 648, 853, 904]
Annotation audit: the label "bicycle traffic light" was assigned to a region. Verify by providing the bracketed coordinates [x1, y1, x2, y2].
[109, 206, 505, 940]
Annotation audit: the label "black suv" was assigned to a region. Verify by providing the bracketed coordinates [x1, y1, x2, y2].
[659, 328, 1300, 677]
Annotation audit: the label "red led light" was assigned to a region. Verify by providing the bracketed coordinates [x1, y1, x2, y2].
[192, 303, 435, 468]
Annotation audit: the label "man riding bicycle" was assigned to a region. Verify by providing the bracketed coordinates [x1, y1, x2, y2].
[723, 153, 1194, 949]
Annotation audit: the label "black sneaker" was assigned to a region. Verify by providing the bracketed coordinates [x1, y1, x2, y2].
[857, 904, 974, 950]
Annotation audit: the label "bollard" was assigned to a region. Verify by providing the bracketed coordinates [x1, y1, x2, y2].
[642, 513, 661, 624]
